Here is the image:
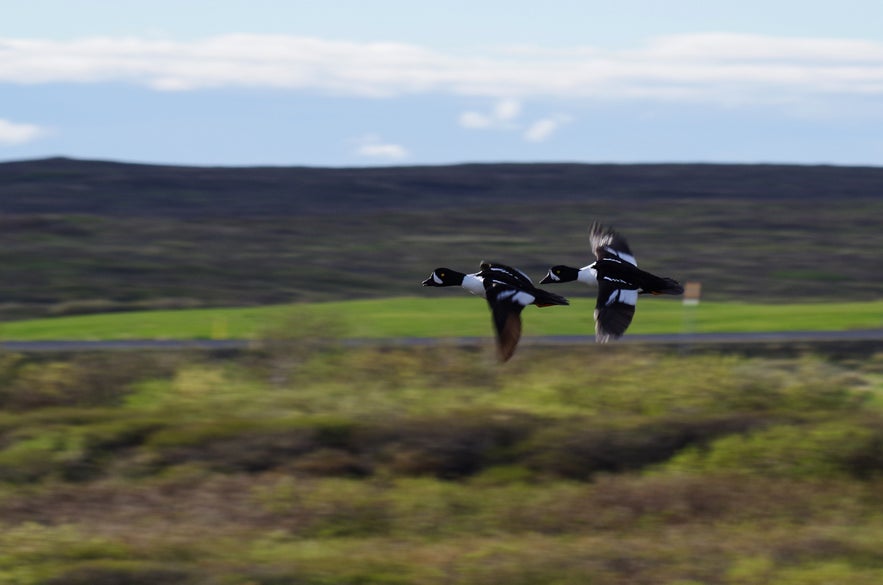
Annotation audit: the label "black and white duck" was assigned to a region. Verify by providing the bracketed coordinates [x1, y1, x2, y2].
[540, 223, 683, 342]
[423, 261, 569, 361]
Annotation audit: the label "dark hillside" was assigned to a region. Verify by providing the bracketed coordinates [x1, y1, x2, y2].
[0, 157, 881, 318]
[2, 157, 883, 217]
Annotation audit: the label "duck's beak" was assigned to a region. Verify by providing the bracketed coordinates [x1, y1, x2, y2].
[422, 274, 437, 286]
[539, 271, 557, 285]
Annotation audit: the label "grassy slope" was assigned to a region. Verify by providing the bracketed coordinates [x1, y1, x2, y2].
[1, 159, 882, 321]
[1, 297, 881, 341]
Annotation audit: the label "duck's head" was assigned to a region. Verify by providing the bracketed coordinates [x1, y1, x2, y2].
[539, 265, 580, 284]
[422, 268, 466, 287]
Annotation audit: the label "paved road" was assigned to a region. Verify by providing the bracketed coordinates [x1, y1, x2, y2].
[2, 329, 882, 353]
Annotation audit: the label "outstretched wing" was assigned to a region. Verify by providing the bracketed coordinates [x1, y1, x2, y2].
[485, 282, 534, 362]
[491, 304, 523, 362]
[589, 223, 637, 266]
[593, 279, 637, 343]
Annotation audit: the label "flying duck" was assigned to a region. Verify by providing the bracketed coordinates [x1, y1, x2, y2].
[422, 261, 569, 362]
[540, 223, 684, 342]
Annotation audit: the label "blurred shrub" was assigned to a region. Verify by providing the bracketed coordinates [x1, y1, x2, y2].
[128, 410, 767, 481]
[294, 478, 393, 537]
[521, 413, 765, 480]
[0, 415, 167, 483]
[0, 522, 130, 576]
[371, 411, 536, 479]
[667, 418, 883, 479]
[144, 416, 367, 476]
[124, 366, 228, 412]
[0, 348, 877, 486]
[138, 412, 532, 479]
[146, 419, 311, 473]
[46, 299, 141, 316]
[255, 309, 349, 386]
[732, 356, 870, 413]
[2, 346, 883, 585]
[47, 297, 204, 316]
[278, 346, 502, 416]
[0, 353, 181, 411]
[766, 561, 883, 585]
[1, 362, 91, 410]
[498, 350, 870, 417]
[0, 432, 74, 483]
[124, 364, 295, 419]
[42, 560, 197, 585]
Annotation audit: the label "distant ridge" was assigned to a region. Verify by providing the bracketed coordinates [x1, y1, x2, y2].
[2, 157, 882, 218]
[1, 156, 881, 316]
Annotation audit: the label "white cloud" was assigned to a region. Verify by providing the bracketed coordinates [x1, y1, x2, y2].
[1, 33, 883, 109]
[458, 111, 493, 129]
[0, 118, 45, 145]
[523, 115, 572, 143]
[460, 99, 571, 143]
[357, 143, 408, 159]
[353, 136, 409, 160]
[459, 98, 522, 129]
[493, 99, 521, 121]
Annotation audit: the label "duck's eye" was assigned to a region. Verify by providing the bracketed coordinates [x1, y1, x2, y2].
[555, 269, 560, 275]
[439, 272, 445, 278]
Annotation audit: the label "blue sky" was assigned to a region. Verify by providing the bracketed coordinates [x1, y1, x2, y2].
[3, 0, 883, 167]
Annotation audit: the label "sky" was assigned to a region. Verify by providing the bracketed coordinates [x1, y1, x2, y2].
[3, 0, 883, 167]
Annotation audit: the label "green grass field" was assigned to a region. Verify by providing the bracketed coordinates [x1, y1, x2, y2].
[0, 297, 881, 341]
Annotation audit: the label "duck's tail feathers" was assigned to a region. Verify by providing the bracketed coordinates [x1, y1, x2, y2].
[533, 288, 570, 307]
[648, 277, 685, 296]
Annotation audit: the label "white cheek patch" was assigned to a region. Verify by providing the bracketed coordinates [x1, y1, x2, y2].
[433, 273, 443, 285]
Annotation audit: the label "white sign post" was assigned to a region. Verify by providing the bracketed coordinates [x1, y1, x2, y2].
[683, 282, 702, 341]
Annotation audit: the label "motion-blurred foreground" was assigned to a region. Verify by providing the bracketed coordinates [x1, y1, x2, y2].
[1, 342, 883, 583]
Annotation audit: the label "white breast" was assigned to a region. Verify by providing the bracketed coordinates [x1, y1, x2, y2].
[578, 265, 598, 285]
[461, 273, 486, 297]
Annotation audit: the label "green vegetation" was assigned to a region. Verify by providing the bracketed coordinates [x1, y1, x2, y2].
[1, 297, 881, 341]
[1, 159, 882, 321]
[1, 342, 883, 583]
[2, 159, 883, 583]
